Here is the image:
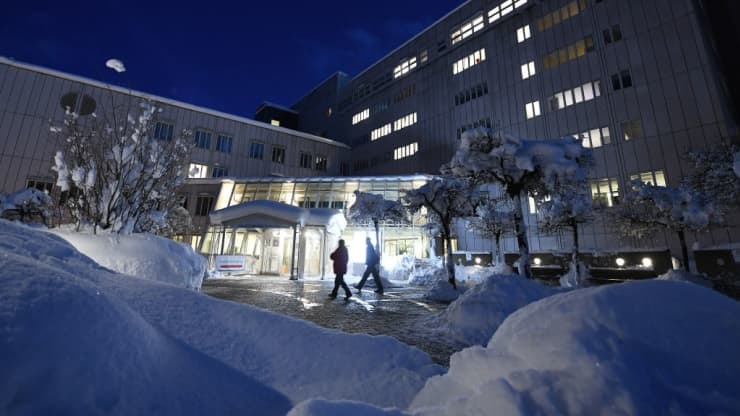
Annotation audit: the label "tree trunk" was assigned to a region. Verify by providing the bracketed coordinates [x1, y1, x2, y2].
[512, 193, 531, 278]
[677, 228, 690, 272]
[495, 231, 502, 265]
[572, 220, 580, 277]
[443, 224, 457, 289]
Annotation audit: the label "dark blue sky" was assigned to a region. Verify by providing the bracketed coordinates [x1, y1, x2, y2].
[1, 0, 457, 117]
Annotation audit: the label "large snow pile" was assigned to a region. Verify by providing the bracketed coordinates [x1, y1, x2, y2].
[423, 274, 557, 345]
[408, 257, 446, 286]
[411, 280, 740, 415]
[381, 254, 416, 281]
[422, 279, 469, 303]
[52, 227, 207, 290]
[0, 220, 444, 413]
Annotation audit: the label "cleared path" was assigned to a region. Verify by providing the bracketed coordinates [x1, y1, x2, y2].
[202, 276, 460, 366]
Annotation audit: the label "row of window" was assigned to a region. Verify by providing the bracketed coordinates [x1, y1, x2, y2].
[453, 48, 486, 75]
[542, 35, 594, 71]
[193, 129, 234, 154]
[455, 82, 489, 106]
[394, 57, 417, 79]
[549, 80, 602, 111]
[352, 108, 369, 125]
[371, 112, 419, 141]
[536, 0, 587, 33]
[393, 142, 419, 160]
[489, 0, 528, 24]
[451, 14, 485, 45]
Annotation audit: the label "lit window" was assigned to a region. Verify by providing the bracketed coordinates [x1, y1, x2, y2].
[452, 48, 486, 75]
[516, 24, 531, 43]
[525, 101, 541, 119]
[394, 57, 417, 79]
[575, 126, 611, 148]
[590, 178, 619, 206]
[549, 80, 601, 111]
[270, 119, 280, 126]
[520, 61, 536, 79]
[371, 123, 392, 141]
[194, 130, 211, 149]
[393, 142, 419, 160]
[489, 0, 528, 23]
[451, 14, 485, 45]
[536, 0, 586, 32]
[393, 112, 418, 131]
[216, 134, 233, 153]
[352, 108, 370, 125]
[249, 142, 264, 160]
[540, 35, 594, 71]
[154, 121, 174, 141]
[420, 50, 428, 63]
[189, 163, 208, 179]
[630, 170, 666, 187]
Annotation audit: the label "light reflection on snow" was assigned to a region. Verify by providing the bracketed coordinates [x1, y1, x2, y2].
[246, 289, 321, 310]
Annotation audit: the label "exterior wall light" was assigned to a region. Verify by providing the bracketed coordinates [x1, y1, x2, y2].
[615, 257, 626, 267]
[474, 257, 482, 264]
[533, 257, 542, 265]
[642, 257, 653, 268]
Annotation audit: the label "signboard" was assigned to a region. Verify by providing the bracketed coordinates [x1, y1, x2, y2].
[215, 255, 247, 273]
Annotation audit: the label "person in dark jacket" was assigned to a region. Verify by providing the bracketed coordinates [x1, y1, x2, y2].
[329, 239, 352, 300]
[355, 237, 383, 294]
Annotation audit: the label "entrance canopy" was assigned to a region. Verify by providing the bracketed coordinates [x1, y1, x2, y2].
[209, 200, 347, 235]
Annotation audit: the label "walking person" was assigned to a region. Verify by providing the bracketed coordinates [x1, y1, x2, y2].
[355, 237, 384, 294]
[329, 239, 352, 300]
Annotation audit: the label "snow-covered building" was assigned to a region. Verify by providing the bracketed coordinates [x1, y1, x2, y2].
[1, 0, 739, 277]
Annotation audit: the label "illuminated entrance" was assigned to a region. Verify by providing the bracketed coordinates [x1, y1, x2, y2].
[203, 200, 347, 279]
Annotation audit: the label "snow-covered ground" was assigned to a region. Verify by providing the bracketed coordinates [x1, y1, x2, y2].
[2, 219, 739, 415]
[0, 220, 442, 414]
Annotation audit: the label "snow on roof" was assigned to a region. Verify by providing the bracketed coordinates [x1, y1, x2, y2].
[209, 200, 347, 234]
[0, 57, 350, 150]
[254, 101, 299, 114]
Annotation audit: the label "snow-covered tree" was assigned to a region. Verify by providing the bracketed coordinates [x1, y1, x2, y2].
[348, 190, 409, 259]
[0, 188, 53, 225]
[52, 100, 192, 234]
[447, 127, 593, 278]
[403, 177, 475, 289]
[466, 197, 515, 266]
[611, 180, 719, 271]
[684, 139, 740, 213]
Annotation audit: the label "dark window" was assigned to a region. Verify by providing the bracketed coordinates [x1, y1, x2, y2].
[603, 29, 612, 44]
[249, 142, 264, 160]
[216, 135, 233, 153]
[621, 119, 643, 140]
[340, 162, 350, 176]
[272, 146, 285, 164]
[195, 195, 214, 216]
[612, 74, 622, 91]
[154, 121, 174, 141]
[26, 179, 53, 193]
[195, 130, 211, 149]
[620, 70, 632, 88]
[212, 167, 228, 177]
[315, 155, 328, 171]
[612, 24, 622, 41]
[300, 152, 312, 169]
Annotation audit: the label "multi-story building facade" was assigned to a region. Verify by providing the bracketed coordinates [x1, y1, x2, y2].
[258, 0, 740, 270]
[1, 0, 739, 276]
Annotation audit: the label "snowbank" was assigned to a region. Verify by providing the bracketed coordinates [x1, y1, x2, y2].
[0, 220, 444, 413]
[288, 399, 407, 416]
[411, 280, 740, 415]
[423, 274, 557, 345]
[52, 227, 206, 290]
[657, 269, 713, 288]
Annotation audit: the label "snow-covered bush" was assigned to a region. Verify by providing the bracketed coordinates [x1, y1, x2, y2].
[408, 257, 446, 286]
[52, 100, 192, 234]
[0, 188, 53, 224]
[684, 139, 740, 212]
[611, 180, 720, 271]
[447, 128, 594, 278]
[656, 269, 713, 288]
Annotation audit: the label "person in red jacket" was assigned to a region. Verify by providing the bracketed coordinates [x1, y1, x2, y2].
[328, 239, 352, 300]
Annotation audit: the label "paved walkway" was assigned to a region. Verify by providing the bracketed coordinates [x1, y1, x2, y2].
[202, 276, 460, 366]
